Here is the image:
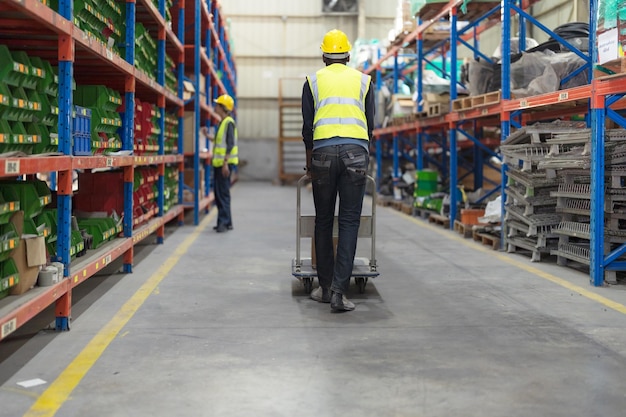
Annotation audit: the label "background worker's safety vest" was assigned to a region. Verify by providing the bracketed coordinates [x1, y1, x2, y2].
[307, 64, 370, 141]
[213, 116, 238, 167]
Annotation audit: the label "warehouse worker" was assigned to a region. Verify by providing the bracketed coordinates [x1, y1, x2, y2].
[211, 93, 238, 233]
[302, 29, 375, 312]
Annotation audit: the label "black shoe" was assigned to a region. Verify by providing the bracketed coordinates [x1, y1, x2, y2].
[215, 224, 228, 233]
[310, 287, 330, 303]
[330, 291, 355, 312]
[213, 224, 233, 231]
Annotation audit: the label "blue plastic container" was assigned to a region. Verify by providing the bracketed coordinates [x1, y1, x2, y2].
[72, 105, 91, 156]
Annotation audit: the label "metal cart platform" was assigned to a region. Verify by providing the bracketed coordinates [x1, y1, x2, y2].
[292, 175, 379, 294]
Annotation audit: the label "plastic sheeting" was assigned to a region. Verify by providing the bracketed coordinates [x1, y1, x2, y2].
[468, 51, 589, 97]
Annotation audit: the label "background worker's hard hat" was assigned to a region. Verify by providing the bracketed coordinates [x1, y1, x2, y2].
[214, 94, 234, 112]
[320, 29, 351, 58]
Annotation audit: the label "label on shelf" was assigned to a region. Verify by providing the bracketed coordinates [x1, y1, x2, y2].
[4, 159, 20, 174]
[558, 92, 568, 101]
[1, 318, 17, 339]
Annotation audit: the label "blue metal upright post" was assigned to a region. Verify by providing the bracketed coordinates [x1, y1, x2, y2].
[501, 0, 512, 233]
[192, 0, 201, 225]
[518, 0, 526, 54]
[177, 0, 185, 218]
[55, 0, 74, 331]
[448, 7, 458, 227]
[56, 0, 73, 278]
[123, 0, 136, 272]
[392, 52, 400, 191]
[157, 0, 166, 230]
[417, 17, 425, 171]
[375, 49, 383, 191]
[589, 0, 604, 286]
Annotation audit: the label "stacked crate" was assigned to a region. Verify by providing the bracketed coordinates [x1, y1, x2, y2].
[501, 122, 583, 262]
[165, 54, 177, 94]
[50, 0, 124, 56]
[164, 111, 179, 154]
[148, 105, 160, 153]
[34, 59, 61, 154]
[0, 188, 21, 299]
[133, 167, 159, 227]
[74, 85, 122, 154]
[502, 122, 626, 276]
[134, 24, 158, 79]
[0, 45, 47, 155]
[163, 165, 179, 213]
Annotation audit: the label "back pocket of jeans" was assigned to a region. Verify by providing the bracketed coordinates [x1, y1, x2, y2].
[342, 153, 368, 186]
[311, 157, 331, 184]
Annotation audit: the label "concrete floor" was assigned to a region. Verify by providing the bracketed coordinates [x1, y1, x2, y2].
[3, 181, 626, 416]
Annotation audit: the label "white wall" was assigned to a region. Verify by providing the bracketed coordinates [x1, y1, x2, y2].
[221, 0, 395, 139]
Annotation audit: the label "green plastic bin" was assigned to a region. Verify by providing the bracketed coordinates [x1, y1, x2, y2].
[0, 45, 29, 87]
[0, 258, 19, 300]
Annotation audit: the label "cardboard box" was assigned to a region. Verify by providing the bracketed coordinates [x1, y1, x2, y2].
[183, 111, 195, 153]
[8, 211, 47, 295]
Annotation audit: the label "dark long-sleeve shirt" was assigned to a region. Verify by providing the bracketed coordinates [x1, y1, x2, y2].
[301, 75, 375, 151]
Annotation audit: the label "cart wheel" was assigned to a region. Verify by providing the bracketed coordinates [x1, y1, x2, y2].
[356, 277, 367, 294]
[302, 278, 313, 294]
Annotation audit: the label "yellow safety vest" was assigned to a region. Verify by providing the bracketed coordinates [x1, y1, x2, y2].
[213, 116, 238, 167]
[307, 64, 370, 141]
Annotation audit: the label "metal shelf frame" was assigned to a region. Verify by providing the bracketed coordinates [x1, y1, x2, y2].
[178, 0, 236, 225]
[368, 0, 619, 286]
[0, 0, 195, 340]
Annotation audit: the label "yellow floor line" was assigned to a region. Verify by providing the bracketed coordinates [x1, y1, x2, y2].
[392, 209, 626, 315]
[25, 212, 215, 417]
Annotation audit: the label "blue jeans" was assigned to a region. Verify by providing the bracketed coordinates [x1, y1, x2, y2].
[213, 165, 233, 227]
[311, 144, 369, 295]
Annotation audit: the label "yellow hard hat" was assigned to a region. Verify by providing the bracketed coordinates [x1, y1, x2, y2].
[214, 94, 234, 112]
[320, 29, 351, 56]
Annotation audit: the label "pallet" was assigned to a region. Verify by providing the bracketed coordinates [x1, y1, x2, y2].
[472, 230, 501, 250]
[377, 195, 394, 207]
[413, 207, 433, 219]
[401, 202, 413, 214]
[428, 213, 450, 228]
[453, 220, 474, 238]
[390, 114, 418, 126]
[426, 102, 448, 117]
[452, 91, 501, 111]
[471, 91, 501, 108]
[388, 199, 414, 215]
[452, 96, 472, 111]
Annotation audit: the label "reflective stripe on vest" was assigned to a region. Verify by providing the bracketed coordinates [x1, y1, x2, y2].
[307, 64, 370, 141]
[213, 116, 238, 167]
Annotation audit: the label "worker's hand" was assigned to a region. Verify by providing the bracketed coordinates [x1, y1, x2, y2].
[222, 164, 230, 177]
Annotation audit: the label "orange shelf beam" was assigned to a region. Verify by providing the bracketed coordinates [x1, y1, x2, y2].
[0, 156, 72, 176]
[502, 85, 592, 112]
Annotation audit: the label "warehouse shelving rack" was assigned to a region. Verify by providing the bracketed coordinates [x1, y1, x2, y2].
[0, 0, 226, 341]
[176, 0, 236, 225]
[369, 0, 626, 287]
[368, 1, 506, 218]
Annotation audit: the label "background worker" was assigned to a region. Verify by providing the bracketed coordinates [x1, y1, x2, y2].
[301, 29, 375, 312]
[211, 94, 239, 233]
